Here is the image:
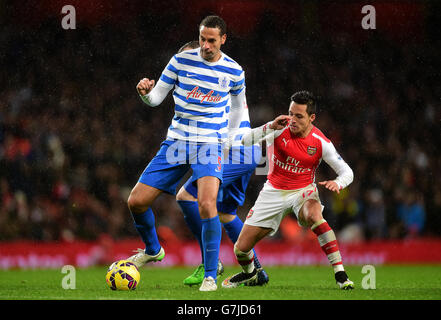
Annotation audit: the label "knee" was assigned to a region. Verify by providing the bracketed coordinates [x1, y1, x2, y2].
[219, 212, 235, 224]
[234, 239, 252, 254]
[127, 191, 148, 214]
[176, 187, 196, 202]
[300, 199, 323, 227]
[234, 242, 246, 255]
[198, 197, 217, 216]
[175, 187, 185, 202]
[233, 242, 243, 255]
[234, 229, 253, 253]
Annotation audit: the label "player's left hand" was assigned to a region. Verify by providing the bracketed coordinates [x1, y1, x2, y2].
[318, 180, 341, 194]
[269, 115, 291, 130]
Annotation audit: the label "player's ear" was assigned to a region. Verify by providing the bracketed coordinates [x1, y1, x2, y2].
[221, 33, 226, 45]
[310, 114, 316, 122]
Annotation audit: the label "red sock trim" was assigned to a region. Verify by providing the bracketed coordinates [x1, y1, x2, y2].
[312, 221, 331, 236]
[238, 257, 254, 266]
[321, 240, 340, 255]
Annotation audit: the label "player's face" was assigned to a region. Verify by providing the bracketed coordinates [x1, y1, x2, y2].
[199, 26, 226, 62]
[288, 102, 315, 137]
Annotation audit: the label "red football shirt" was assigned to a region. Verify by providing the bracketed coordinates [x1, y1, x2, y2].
[267, 125, 332, 190]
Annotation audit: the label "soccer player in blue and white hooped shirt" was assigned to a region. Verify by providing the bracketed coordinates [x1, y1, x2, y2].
[174, 41, 269, 288]
[126, 16, 246, 291]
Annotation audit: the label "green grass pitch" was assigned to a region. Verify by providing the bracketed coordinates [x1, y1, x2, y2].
[1, 265, 440, 300]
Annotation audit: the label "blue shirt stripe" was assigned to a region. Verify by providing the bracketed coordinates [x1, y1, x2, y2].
[230, 78, 245, 88]
[175, 104, 225, 118]
[168, 126, 227, 139]
[160, 74, 176, 85]
[167, 62, 179, 75]
[179, 71, 220, 85]
[229, 87, 245, 95]
[240, 120, 251, 128]
[175, 57, 243, 77]
[173, 116, 228, 130]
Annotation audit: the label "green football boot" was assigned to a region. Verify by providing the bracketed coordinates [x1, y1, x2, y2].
[183, 264, 205, 286]
[183, 260, 224, 286]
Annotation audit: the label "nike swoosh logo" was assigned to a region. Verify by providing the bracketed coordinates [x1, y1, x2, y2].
[186, 73, 197, 78]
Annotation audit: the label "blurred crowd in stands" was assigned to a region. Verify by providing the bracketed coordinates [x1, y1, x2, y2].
[1, 8, 440, 244]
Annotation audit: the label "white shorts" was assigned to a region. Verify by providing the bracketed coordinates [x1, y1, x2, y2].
[245, 181, 324, 236]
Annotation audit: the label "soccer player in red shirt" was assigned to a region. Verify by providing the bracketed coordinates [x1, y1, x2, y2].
[222, 91, 355, 290]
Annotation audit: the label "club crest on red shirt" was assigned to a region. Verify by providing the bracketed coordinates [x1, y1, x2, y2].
[307, 146, 317, 156]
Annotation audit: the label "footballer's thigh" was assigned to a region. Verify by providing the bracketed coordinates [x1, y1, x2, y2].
[292, 184, 324, 227]
[128, 182, 163, 214]
[244, 182, 289, 237]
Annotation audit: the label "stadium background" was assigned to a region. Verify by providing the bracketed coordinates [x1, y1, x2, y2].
[1, 0, 441, 268]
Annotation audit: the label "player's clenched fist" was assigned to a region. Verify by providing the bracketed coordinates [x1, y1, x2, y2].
[136, 78, 155, 96]
[269, 115, 291, 130]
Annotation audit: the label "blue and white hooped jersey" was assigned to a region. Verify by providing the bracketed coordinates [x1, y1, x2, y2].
[157, 47, 245, 144]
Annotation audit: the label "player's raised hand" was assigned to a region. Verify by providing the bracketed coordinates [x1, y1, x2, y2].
[136, 78, 155, 96]
[269, 115, 291, 130]
[318, 180, 341, 194]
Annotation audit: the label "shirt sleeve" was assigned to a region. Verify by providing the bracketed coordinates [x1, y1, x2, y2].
[229, 70, 245, 96]
[139, 84, 171, 107]
[228, 89, 245, 128]
[226, 69, 246, 147]
[157, 55, 179, 90]
[321, 140, 354, 189]
[241, 121, 284, 146]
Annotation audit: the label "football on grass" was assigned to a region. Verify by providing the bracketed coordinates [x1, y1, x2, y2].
[106, 260, 140, 291]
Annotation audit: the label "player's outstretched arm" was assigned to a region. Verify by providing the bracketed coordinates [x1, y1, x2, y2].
[241, 114, 290, 146]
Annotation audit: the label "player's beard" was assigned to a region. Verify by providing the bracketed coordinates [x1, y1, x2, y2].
[201, 49, 217, 62]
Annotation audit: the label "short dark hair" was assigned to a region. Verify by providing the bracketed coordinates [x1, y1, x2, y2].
[199, 15, 227, 36]
[178, 40, 199, 53]
[291, 91, 317, 115]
